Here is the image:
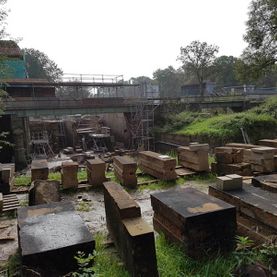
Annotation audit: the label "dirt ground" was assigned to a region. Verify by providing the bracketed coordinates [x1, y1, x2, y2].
[0, 180, 212, 268]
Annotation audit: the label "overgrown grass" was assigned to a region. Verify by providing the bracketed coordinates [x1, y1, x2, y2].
[156, 96, 277, 143]
[74, 233, 129, 277]
[76, 201, 92, 212]
[156, 235, 236, 277]
[175, 112, 277, 141]
[14, 170, 88, 186]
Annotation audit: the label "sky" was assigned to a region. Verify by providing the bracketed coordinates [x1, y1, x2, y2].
[6, 0, 252, 80]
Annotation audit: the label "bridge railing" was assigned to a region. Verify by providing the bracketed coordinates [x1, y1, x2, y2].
[61, 73, 124, 84]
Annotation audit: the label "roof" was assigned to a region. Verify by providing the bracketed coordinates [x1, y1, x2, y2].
[0, 40, 23, 58]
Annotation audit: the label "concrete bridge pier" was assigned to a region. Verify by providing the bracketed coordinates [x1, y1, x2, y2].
[10, 115, 30, 169]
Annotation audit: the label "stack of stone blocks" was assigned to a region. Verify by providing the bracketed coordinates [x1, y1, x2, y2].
[177, 143, 209, 172]
[103, 181, 158, 276]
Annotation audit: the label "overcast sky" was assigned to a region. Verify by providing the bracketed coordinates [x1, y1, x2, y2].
[6, 0, 251, 80]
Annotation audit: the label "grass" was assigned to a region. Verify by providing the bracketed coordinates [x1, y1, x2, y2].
[14, 170, 88, 186]
[76, 201, 92, 212]
[156, 96, 277, 143]
[74, 233, 129, 277]
[175, 112, 277, 141]
[156, 235, 236, 277]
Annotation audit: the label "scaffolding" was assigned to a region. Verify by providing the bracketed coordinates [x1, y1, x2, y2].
[127, 99, 157, 151]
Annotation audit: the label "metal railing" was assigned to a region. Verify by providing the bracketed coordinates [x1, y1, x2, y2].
[62, 73, 124, 84]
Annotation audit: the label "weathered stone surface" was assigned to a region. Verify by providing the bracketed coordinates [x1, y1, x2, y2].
[209, 184, 277, 230]
[31, 160, 49, 181]
[29, 180, 60, 206]
[61, 161, 78, 189]
[17, 202, 95, 274]
[138, 151, 176, 180]
[216, 175, 242, 191]
[151, 188, 236, 258]
[178, 145, 209, 172]
[87, 158, 106, 186]
[103, 182, 158, 276]
[103, 181, 141, 219]
[0, 193, 3, 211]
[113, 156, 137, 188]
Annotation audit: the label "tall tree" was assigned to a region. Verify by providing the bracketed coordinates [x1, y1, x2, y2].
[242, 0, 277, 77]
[210, 56, 239, 86]
[153, 66, 185, 97]
[24, 48, 63, 81]
[178, 40, 219, 97]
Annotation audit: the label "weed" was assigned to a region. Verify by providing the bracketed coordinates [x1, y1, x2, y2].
[156, 234, 236, 277]
[14, 175, 31, 186]
[77, 201, 91, 212]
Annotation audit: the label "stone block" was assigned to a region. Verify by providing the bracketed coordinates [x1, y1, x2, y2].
[103, 181, 158, 276]
[189, 143, 209, 152]
[87, 158, 106, 186]
[113, 156, 137, 188]
[17, 202, 95, 275]
[217, 175, 242, 191]
[61, 161, 79, 189]
[29, 180, 60, 206]
[151, 188, 236, 258]
[31, 160, 49, 181]
[138, 151, 176, 180]
[258, 139, 277, 149]
[0, 193, 3, 212]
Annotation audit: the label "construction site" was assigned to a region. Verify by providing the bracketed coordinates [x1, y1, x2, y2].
[0, 31, 277, 277]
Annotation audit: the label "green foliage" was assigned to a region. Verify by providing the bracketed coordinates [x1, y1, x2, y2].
[7, 251, 21, 277]
[160, 111, 210, 133]
[76, 201, 91, 212]
[153, 66, 185, 97]
[240, 0, 277, 78]
[175, 112, 277, 142]
[24, 48, 63, 81]
[234, 236, 256, 272]
[72, 251, 94, 277]
[73, 233, 129, 277]
[156, 234, 236, 277]
[251, 96, 277, 118]
[15, 175, 31, 186]
[178, 41, 219, 97]
[259, 240, 277, 274]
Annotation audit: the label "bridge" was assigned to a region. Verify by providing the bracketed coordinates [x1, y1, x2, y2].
[2, 94, 271, 117]
[1, 76, 276, 116]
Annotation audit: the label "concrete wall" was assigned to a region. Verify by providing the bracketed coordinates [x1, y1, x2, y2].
[101, 113, 130, 146]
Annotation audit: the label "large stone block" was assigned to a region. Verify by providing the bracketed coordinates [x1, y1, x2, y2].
[113, 156, 137, 188]
[103, 182, 158, 276]
[138, 151, 176, 180]
[17, 202, 95, 275]
[29, 180, 60, 206]
[216, 175, 242, 191]
[87, 158, 106, 186]
[178, 146, 209, 172]
[61, 161, 79, 189]
[151, 188, 236, 258]
[0, 193, 3, 212]
[31, 160, 49, 181]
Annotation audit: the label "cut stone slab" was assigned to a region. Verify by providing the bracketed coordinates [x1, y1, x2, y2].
[87, 158, 106, 186]
[17, 202, 95, 273]
[252, 174, 277, 193]
[189, 143, 209, 151]
[151, 188, 236, 258]
[31, 160, 49, 181]
[61, 161, 79, 189]
[0, 193, 3, 211]
[103, 182, 158, 276]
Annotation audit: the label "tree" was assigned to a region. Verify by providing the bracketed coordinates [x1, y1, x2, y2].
[178, 41, 219, 97]
[0, 0, 8, 39]
[24, 48, 63, 81]
[153, 66, 185, 97]
[210, 56, 239, 86]
[242, 0, 277, 76]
